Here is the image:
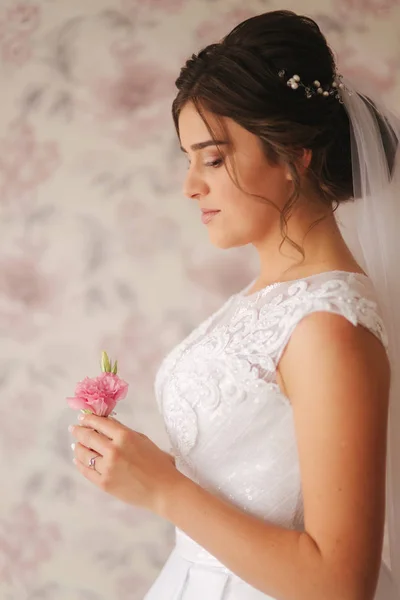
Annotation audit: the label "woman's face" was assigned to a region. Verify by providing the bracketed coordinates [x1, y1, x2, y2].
[178, 101, 294, 250]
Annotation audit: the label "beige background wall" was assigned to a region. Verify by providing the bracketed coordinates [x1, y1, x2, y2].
[1, 0, 399, 598]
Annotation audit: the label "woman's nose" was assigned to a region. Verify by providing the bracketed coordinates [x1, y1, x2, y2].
[182, 167, 209, 200]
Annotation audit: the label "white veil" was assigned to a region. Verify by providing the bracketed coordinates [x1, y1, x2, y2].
[334, 76, 400, 598]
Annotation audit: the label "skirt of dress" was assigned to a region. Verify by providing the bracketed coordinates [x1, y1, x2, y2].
[143, 527, 282, 600]
[143, 527, 397, 600]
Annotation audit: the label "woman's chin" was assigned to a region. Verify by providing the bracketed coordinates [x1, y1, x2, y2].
[208, 232, 248, 250]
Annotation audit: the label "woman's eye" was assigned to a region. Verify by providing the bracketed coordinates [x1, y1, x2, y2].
[205, 158, 223, 168]
[185, 158, 223, 170]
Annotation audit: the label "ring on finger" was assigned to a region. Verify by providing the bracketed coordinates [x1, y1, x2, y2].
[89, 453, 101, 471]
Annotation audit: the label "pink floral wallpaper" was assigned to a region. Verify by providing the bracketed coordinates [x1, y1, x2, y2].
[1, 0, 399, 598]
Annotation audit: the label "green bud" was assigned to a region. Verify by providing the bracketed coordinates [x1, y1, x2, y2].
[81, 408, 93, 414]
[112, 360, 118, 375]
[101, 351, 111, 373]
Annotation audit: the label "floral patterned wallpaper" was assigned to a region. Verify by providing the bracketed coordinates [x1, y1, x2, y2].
[1, 0, 399, 598]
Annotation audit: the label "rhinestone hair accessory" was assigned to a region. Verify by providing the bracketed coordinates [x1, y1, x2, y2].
[278, 69, 352, 103]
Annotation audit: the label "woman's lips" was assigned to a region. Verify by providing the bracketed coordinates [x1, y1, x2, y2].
[201, 210, 221, 224]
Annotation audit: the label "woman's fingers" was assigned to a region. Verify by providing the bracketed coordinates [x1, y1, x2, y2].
[70, 424, 111, 456]
[72, 441, 103, 472]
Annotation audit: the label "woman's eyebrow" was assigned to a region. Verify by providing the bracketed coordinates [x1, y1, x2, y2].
[180, 140, 229, 153]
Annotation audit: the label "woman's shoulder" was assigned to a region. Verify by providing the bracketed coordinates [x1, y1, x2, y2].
[234, 269, 388, 361]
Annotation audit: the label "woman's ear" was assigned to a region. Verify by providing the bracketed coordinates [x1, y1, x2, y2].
[285, 149, 312, 181]
[302, 148, 312, 170]
[298, 148, 312, 174]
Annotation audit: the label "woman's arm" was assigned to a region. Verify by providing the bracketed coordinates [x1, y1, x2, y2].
[160, 312, 390, 600]
[161, 472, 321, 600]
[161, 449, 175, 465]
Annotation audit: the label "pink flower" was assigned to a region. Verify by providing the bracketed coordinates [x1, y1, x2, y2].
[7, 3, 40, 34]
[0, 119, 60, 209]
[195, 9, 255, 42]
[67, 372, 129, 416]
[121, 0, 185, 16]
[0, 502, 60, 585]
[337, 0, 399, 16]
[1, 34, 31, 66]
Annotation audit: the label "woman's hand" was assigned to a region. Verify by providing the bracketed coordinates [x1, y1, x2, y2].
[69, 413, 183, 515]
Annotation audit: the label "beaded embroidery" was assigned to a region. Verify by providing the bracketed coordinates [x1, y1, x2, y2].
[154, 272, 388, 463]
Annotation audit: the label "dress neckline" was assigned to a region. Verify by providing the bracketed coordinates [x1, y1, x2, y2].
[238, 269, 371, 301]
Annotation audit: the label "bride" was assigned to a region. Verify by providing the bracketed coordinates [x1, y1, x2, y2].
[145, 9, 400, 598]
[71, 9, 400, 600]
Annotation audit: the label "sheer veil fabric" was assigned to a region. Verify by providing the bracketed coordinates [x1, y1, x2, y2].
[334, 76, 400, 598]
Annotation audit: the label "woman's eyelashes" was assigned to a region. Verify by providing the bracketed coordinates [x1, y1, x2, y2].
[186, 157, 224, 169]
[205, 158, 224, 168]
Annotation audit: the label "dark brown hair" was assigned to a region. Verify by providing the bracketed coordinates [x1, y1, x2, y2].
[172, 10, 396, 262]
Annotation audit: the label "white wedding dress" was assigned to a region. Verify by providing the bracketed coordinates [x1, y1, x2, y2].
[144, 270, 395, 600]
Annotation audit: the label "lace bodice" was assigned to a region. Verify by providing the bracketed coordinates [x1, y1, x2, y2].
[154, 270, 388, 533]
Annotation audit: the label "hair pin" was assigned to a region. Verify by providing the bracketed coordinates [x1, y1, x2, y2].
[278, 69, 351, 103]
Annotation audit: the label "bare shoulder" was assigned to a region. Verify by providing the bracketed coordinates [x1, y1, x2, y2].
[277, 311, 391, 599]
[278, 310, 390, 394]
